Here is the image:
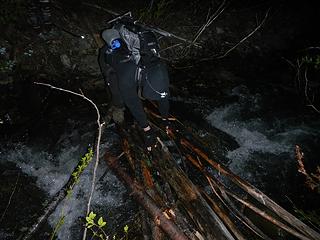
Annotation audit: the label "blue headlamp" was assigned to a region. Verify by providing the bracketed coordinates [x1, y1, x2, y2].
[111, 39, 121, 50]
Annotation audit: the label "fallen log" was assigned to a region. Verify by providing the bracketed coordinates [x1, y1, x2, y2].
[144, 104, 320, 239]
[185, 154, 272, 240]
[180, 138, 320, 240]
[186, 151, 311, 239]
[149, 144, 236, 240]
[104, 152, 190, 240]
[99, 102, 320, 240]
[119, 126, 205, 240]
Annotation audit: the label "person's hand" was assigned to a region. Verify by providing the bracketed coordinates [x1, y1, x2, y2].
[143, 126, 157, 151]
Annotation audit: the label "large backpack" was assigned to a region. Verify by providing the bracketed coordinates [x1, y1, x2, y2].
[116, 23, 160, 66]
[138, 30, 160, 66]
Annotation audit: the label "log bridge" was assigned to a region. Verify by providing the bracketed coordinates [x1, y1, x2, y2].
[104, 103, 320, 240]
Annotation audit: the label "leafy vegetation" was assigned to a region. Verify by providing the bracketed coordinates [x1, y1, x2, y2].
[85, 211, 129, 240]
[50, 148, 94, 239]
[301, 54, 320, 70]
[286, 48, 320, 113]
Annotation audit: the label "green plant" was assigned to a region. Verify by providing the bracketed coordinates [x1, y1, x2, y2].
[301, 54, 320, 69]
[67, 147, 94, 197]
[85, 211, 129, 240]
[50, 215, 65, 240]
[50, 148, 94, 239]
[286, 48, 320, 113]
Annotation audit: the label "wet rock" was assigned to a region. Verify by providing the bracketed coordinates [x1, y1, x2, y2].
[216, 27, 224, 34]
[78, 54, 100, 75]
[60, 54, 72, 69]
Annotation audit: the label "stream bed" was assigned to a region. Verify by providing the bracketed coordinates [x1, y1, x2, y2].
[1, 67, 320, 240]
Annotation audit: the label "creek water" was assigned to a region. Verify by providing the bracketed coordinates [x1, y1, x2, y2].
[205, 84, 320, 218]
[0, 99, 137, 239]
[0, 81, 320, 239]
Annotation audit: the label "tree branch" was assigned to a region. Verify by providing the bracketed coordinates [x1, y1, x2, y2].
[0, 173, 20, 224]
[33, 82, 105, 240]
[198, 8, 270, 63]
[190, 0, 227, 45]
[216, 8, 270, 59]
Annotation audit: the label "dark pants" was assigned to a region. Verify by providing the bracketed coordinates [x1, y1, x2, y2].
[109, 62, 170, 128]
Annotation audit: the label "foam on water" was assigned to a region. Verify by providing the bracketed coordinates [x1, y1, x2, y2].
[0, 127, 127, 239]
[206, 87, 320, 179]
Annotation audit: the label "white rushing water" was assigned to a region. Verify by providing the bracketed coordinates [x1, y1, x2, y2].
[0, 124, 128, 240]
[206, 86, 320, 183]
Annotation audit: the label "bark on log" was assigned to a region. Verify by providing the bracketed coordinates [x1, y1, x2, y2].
[105, 152, 190, 240]
[145, 106, 320, 239]
[185, 154, 272, 240]
[127, 105, 320, 239]
[180, 138, 320, 240]
[151, 146, 236, 240]
[124, 125, 236, 239]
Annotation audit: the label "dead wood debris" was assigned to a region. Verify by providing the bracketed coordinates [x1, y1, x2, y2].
[104, 102, 320, 240]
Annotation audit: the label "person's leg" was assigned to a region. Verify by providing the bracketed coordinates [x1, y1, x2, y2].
[107, 70, 124, 108]
[106, 67, 126, 124]
[118, 63, 149, 128]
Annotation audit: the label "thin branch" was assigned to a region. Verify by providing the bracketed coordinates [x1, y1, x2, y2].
[82, 2, 118, 16]
[148, 0, 155, 12]
[0, 173, 20, 223]
[191, 0, 227, 45]
[304, 68, 320, 113]
[281, 57, 296, 69]
[82, 1, 198, 47]
[215, 8, 270, 59]
[159, 43, 183, 53]
[225, 190, 311, 240]
[198, 8, 270, 63]
[33, 82, 105, 240]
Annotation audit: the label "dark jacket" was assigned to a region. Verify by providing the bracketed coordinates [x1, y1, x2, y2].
[99, 40, 170, 128]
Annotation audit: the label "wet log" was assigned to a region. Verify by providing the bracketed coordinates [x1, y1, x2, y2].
[185, 154, 271, 240]
[123, 104, 320, 239]
[141, 210, 152, 240]
[122, 113, 236, 239]
[105, 152, 190, 240]
[150, 145, 236, 240]
[120, 129, 200, 239]
[186, 151, 309, 239]
[145, 105, 320, 239]
[180, 138, 320, 240]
